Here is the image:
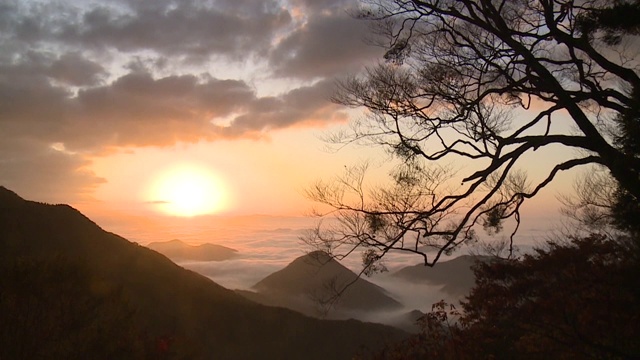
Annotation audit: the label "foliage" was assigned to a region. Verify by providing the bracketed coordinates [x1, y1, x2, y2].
[372, 234, 640, 359]
[611, 83, 640, 238]
[558, 167, 619, 233]
[0, 256, 155, 359]
[461, 234, 640, 358]
[307, 0, 640, 269]
[576, 0, 640, 45]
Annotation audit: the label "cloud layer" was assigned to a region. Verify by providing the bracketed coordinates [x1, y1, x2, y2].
[0, 0, 383, 201]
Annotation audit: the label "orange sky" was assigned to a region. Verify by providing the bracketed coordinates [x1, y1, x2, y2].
[75, 123, 577, 236]
[85, 126, 379, 217]
[0, 0, 589, 237]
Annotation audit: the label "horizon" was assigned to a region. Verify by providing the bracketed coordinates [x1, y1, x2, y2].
[3, 184, 558, 297]
[1, 184, 552, 325]
[0, 2, 586, 321]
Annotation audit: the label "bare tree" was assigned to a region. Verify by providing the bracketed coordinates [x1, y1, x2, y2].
[558, 167, 617, 230]
[306, 0, 640, 268]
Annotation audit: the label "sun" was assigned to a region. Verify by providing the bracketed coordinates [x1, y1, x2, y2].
[147, 164, 227, 217]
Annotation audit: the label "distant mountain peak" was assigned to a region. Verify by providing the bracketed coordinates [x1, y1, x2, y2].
[392, 254, 492, 297]
[252, 250, 402, 313]
[146, 239, 238, 261]
[307, 250, 330, 257]
[1, 187, 406, 359]
[298, 250, 333, 264]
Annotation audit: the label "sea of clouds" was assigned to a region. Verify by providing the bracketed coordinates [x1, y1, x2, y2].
[108, 214, 557, 318]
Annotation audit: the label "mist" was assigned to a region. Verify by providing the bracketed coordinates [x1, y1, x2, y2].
[133, 215, 552, 331]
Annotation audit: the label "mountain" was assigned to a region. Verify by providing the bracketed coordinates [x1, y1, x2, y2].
[392, 255, 491, 296]
[247, 251, 402, 317]
[385, 309, 425, 334]
[146, 239, 238, 261]
[0, 187, 406, 359]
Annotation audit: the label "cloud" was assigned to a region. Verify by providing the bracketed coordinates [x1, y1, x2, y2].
[223, 78, 348, 136]
[0, 139, 105, 203]
[181, 259, 286, 290]
[48, 53, 107, 86]
[269, 3, 383, 79]
[0, 0, 371, 150]
[0, 0, 382, 201]
[0, 67, 346, 152]
[289, 0, 355, 12]
[68, 72, 256, 149]
[6, 0, 292, 61]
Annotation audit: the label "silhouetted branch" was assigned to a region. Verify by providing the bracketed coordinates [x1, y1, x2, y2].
[306, 0, 640, 272]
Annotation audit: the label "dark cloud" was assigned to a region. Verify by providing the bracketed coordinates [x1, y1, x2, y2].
[48, 53, 106, 86]
[289, 0, 356, 14]
[269, 2, 383, 79]
[0, 54, 73, 140]
[225, 79, 346, 135]
[0, 139, 105, 203]
[0, 66, 344, 152]
[5, 0, 291, 61]
[0, 0, 382, 201]
[67, 72, 256, 149]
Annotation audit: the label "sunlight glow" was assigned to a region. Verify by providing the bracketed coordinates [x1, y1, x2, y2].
[147, 164, 227, 217]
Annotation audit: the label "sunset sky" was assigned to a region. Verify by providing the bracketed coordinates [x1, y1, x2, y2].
[1, 0, 576, 230]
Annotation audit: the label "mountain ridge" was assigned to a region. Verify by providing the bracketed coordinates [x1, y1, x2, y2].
[147, 239, 238, 261]
[250, 250, 402, 316]
[392, 254, 491, 296]
[0, 187, 406, 359]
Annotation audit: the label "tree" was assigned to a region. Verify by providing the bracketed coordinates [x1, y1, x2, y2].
[306, 0, 640, 268]
[369, 235, 640, 359]
[0, 256, 154, 359]
[558, 167, 619, 234]
[460, 234, 640, 358]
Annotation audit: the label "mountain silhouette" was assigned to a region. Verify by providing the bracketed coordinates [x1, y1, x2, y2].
[0, 186, 405, 359]
[247, 251, 402, 317]
[0, 186, 23, 203]
[147, 239, 238, 261]
[392, 255, 490, 296]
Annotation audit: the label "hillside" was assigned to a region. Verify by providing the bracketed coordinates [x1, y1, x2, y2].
[249, 251, 402, 317]
[392, 255, 491, 296]
[0, 187, 406, 359]
[146, 239, 238, 261]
